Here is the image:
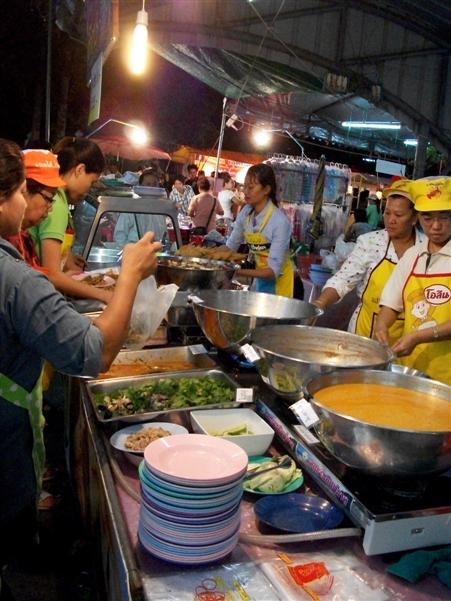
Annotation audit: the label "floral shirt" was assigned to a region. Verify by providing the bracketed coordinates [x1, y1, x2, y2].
[169, 185, 194, 215]
[324, 228, 425, 332]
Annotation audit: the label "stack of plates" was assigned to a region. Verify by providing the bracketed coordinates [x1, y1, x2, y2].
[138, 434, 248, 564]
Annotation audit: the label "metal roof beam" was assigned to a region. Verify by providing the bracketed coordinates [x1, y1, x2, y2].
[344, 46, 449, 66]
[220, 2, 340, 29]
[338, 0, 451, 50]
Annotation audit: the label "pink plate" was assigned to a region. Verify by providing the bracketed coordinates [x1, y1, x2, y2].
[144, 434, 248, 485]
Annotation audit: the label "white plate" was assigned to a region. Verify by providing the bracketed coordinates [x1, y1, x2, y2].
[110, 422, 188, 466]
[144, 434, 248, 485]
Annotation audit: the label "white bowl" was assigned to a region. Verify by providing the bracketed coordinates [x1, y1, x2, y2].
[190, 408, 274, 456]
[110, 422, 189, 466]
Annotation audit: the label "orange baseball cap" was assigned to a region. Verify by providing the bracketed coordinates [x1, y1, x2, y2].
[22, 149, 66, 188]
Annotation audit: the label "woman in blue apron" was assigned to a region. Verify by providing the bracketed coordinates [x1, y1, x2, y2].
[0, 138, 161, 596]
[226, 164, 294, 297]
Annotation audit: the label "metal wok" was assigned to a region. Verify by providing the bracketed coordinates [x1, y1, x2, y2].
[156, 255, 238, 291]
[305, 370, 451, 476]
[251, 325, 393, 400]
[190, 290, 322, 351]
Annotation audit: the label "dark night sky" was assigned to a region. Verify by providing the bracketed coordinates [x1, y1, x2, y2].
[0, 1, 224, 150]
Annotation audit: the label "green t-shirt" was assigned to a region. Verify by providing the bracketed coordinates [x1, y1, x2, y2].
[366, 204, 380, 230]
[30, 188, 71, 260]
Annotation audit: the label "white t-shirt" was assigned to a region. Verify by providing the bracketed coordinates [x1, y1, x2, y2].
[217, 190, 234, 220]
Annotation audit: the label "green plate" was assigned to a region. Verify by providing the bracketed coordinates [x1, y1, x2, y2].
[243, 455, 304, 496]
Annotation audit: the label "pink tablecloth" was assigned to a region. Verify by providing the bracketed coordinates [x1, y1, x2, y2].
[113, 453, 449, 601]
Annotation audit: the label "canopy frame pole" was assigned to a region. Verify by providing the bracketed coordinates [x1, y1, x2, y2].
[214, 97, 228, 190]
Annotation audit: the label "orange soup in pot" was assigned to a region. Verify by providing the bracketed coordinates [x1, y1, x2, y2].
[313, 383, 451, 432]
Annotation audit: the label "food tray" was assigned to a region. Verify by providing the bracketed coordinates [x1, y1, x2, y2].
[92, 346, 216, 380]
[85, 368, 239, 424]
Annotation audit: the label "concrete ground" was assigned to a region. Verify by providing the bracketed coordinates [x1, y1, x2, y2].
[2, 406, 103, 601]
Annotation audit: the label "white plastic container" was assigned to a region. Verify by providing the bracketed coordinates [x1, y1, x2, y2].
[190, 408, 274, 456]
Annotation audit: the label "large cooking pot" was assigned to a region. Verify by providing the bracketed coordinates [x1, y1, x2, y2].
[190, 290, 322, 351]
[156, 255, 238, 291]
[251, 325, 393, 399]
[305, 370, 451, 476]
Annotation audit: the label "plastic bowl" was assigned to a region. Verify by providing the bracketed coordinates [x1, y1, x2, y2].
[190, 408, 274, 456]
[308, 270, 331, 286]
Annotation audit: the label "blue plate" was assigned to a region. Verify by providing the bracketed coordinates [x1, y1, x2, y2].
[243, 456, 304, 495]
[254, 493, 344, 533]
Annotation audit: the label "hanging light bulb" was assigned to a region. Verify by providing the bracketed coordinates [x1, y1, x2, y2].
[129, 1, 148, 75]
[253, 129, 272, 147]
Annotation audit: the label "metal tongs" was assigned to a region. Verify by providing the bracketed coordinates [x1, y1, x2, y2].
[243, 456, 292, 482]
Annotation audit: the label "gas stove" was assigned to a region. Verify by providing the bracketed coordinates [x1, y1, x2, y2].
[256, 397, 451, 555]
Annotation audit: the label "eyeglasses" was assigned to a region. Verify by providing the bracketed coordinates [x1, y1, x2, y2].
[38, 191, 55, 204]
[420, 213, 451, 225]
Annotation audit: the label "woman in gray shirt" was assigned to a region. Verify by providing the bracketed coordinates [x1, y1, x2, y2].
[0, 138, 161, 589]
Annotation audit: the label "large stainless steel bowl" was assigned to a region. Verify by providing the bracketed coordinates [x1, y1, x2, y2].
[251, 325, 394, 399]
[191, 290, 322, 351]
[305, 370, 451, 476]
[156, 255, 238, 291]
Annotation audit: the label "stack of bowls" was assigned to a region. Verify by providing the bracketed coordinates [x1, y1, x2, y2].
[308, 264, 333, 287]
[138, 434, 248, 564]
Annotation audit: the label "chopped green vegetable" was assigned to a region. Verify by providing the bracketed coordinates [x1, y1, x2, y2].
[94, 376, 235, 418]
[245, 456, 302, 493]
[211, 423, 253, 436]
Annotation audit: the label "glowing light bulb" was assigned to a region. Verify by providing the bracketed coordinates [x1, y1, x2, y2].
[129, 9, 148, 75]
[128, 126, 148, 145]
[253, 129, 272, 147]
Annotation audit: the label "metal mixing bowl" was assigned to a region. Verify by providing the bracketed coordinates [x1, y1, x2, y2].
[251, 325, 394, 399]
[305, 370, 451, 476]
[156, 255, 238, 291]
[190, 290, 322, 351]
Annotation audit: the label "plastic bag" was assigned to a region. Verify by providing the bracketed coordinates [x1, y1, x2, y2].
[335, 233, 355, 266]
[124, 276, 178, 349]
[319, 249, 338, 272]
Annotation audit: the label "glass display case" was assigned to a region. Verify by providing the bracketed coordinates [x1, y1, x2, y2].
[78, 189, 183, 270]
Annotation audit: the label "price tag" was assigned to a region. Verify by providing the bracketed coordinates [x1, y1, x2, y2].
[290, 399, 320, 429]
[240, 344, 260, 363]
[293, 424, 320, 445]
[189, 344, 207, 355]
[235, 388, 254, 403]
[187, 295, 204, 304]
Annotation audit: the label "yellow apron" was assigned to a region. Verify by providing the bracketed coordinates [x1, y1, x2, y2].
[60, 227, 75, 270]
[244, 204, 294, 297]
[401, 254, 451, 384]
[0, 372, 45, 498]
[355, 241, 404, 342]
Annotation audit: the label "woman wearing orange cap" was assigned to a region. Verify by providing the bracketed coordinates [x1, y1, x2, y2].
[29, 137, 112, 304]
[5, 149, 59, 273]
[376, 177, 451, 384]
[314, 179, 424, 340]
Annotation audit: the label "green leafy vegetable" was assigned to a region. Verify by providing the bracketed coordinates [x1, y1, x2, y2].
[94, 376, 235, 418]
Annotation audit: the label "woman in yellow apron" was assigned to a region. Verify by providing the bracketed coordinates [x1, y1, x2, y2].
[30, 137, 112, 305]
[226, 163, 294, 297]
[0, 138, 161, 592]
[315, 180, 422, 339]
[377, 176, 451, 384]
